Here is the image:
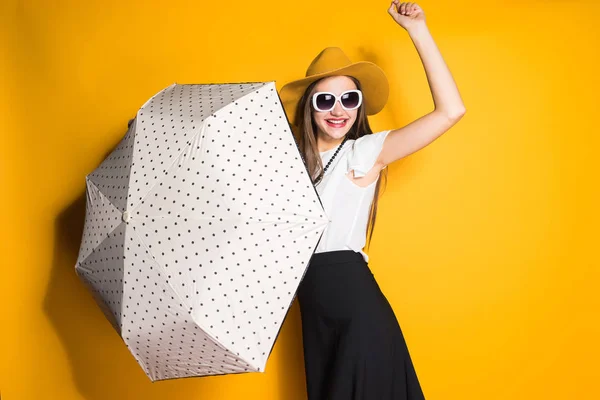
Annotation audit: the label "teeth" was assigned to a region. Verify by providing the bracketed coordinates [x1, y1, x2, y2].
[327, 120, 345, 124]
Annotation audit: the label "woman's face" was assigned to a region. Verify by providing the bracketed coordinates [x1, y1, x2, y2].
[311, 75, 359, 141]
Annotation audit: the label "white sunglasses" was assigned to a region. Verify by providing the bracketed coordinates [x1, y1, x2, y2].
[311, 89, 363, 112]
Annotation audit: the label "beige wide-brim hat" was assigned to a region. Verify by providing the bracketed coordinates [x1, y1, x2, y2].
[279, 47, 389, 125]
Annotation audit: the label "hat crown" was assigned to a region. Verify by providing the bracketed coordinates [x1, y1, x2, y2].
[305, 47, 352, 77]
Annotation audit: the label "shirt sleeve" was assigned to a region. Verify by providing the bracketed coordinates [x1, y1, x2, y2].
[346, 130, 391, 177]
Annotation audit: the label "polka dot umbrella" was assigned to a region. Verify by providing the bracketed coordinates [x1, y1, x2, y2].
[75, 82, 328, 381]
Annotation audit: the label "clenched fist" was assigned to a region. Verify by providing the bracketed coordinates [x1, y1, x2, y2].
[388, 1, 426, 31]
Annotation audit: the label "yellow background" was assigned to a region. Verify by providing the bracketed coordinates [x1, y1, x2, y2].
[1, 0, 599, 399]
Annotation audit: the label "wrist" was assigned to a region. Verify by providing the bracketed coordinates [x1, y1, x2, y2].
[406, 21, 429, 37]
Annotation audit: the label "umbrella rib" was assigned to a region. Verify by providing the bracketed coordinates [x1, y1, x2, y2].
[126, 220, 254, 366]
[129, 121, 208, 214]
[77, 178, 125, 267]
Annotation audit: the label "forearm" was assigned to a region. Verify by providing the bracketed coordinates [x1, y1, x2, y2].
[407, 23, 466, 118]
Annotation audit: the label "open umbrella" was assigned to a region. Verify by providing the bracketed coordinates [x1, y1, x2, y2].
[75, 81, 328, 381]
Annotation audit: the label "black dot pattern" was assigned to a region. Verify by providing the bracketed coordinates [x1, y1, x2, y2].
[76, 178, 124, 267]
[75, 81, 329, 381]
[76, 223, 126, 332]
[88, 120, 136, 212]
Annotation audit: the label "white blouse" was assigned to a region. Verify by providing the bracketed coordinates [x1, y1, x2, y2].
[314, 130, 391, 263]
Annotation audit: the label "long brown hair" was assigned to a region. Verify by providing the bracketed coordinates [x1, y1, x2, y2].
[292, 76, 387, 250]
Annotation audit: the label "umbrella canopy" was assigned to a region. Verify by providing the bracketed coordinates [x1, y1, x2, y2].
[75, 81, 328, 381]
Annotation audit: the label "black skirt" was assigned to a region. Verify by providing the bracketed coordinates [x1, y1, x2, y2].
[297, 250, 426, 400]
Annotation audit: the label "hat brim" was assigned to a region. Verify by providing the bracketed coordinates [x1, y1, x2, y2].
[279, 61, 389, 126]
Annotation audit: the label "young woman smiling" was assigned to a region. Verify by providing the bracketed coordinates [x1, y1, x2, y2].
[279, 2, 466, 399]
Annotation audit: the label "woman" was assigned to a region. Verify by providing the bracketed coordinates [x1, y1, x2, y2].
[279, 2, 465, 399]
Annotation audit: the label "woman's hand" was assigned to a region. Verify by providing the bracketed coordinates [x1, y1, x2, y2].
[388, 1, 426, 31]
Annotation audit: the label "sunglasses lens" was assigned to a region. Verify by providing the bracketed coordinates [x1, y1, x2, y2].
[315, 93, 336, 111]
[341, 91, 361, 109]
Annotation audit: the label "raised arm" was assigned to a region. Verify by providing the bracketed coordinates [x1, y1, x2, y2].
[376, 1, 466, 167]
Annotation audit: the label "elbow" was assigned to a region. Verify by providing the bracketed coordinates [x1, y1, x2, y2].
[446, 107, 466, 123]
